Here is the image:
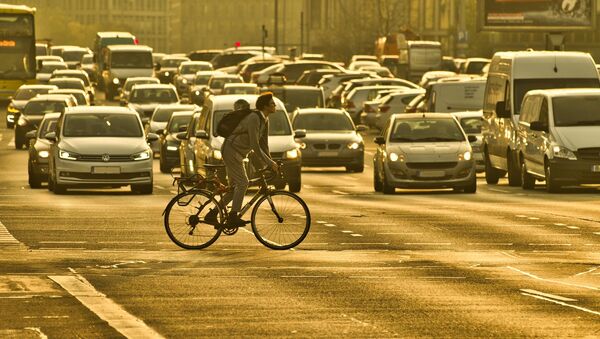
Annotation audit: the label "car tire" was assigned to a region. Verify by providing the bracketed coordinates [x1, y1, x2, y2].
[54, 182, 67, 194]
[382, 169, 395, 194]
[28, 163, 42, 189]
[484, 149, 502, 185]
[346, 163, 364, 173]
[132, 184, 153, 194]
[373, 167, 383, 192]
[288, 177, 301, 193]
[159, 157, 170, 173]
[463, 175, 477, 194]
[507, 150, 522, 187]
[545, 162, 561, 193]
[521, 161, 535, 190]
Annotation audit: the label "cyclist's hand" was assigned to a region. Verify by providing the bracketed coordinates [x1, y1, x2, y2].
[271, 162, 280, 173]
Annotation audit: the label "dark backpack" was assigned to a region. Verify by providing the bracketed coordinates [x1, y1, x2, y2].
[216, 108, 261, 138]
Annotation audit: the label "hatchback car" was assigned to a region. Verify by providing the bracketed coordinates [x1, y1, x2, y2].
[373, 113, 477, 194]
[127, 84, 180, 123]
[292, 108, 365, 172]
[155, 55, 190, 84]
[146, 104, 198, 154]
[159, 111, 194, 173]
[374, 89, 425, 131]
[27, 113, 60, 188]
[46, 106, 158, 194]
[6, 84, 58, 128]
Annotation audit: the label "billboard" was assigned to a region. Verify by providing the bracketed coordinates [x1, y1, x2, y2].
[480, 0, 596, 30]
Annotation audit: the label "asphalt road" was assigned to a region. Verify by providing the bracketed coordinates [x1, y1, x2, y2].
[0, 94, 599, 338]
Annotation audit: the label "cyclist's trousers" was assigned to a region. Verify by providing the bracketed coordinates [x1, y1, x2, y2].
[221, 141, 248, 213]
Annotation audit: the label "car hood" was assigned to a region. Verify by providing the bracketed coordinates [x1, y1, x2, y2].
[554, 127, 600, 150]
[129, 103, 162, 112]
[111, 68, 154, 79]
[149, 121, 168, 132]
[212, 135, 297, 152]
[59, 137, 148, 155]
[301, 131, 360, 143]
[181, 74, 195, 82]
[388, 141, 467, 162]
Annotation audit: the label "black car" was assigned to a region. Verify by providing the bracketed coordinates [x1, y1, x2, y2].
[15, 94, 74, 149]
[159, 111, 194, 173]
[155, 55, 190, 84]
[6, 84, 58, 128]
[27, 112, 60, 188]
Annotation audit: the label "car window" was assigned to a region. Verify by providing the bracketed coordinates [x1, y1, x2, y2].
[38, 118, 58, 137]
[275, 89, 323, 111]
[194, 75, 211, 85]
[130, 88, 178, 103]
[111, 52, 153, 69]
[40, 63, 67, 73]
[459, 117, 482, 134]
[15, 88, 49, 100]
[538, 98, 549, 124]
[168, 115, 192, 133]
[390, 118, 465, 142]
[63, 113, 142, 137]
[209, 77, 241, 89]
[552, 95, 600, 126]
[125, 79, 157, 92]
[62, 50, 86, 62]
[514, 78, 600, 115]
[24, 101, 66, 115]
[161, 58, 187, 68]
[181, 64, 212, 74]
[293, 113, 353, 131]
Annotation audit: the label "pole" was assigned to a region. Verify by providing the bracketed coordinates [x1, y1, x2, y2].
[274, 0, 279, 54]
[300, 11, 304, 54]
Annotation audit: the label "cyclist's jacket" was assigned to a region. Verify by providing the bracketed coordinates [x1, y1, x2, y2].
[223, 109, 276, 169]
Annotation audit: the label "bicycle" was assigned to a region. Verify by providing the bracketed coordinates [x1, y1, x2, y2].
[163, 163, 311, 250]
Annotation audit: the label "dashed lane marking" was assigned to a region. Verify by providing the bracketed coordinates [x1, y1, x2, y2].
[528, 217, 540, 220]
[404, 242, 452, 245]
[341, 230, 353, 233]
[154, 185, 165, 190]
[340, 242, 390, 245]
[39, 241, 87, 244]
[566, 226, 580, 229]
[520, 292, 600, 317]
[516, 215, 528, 218]
[350, 234, 363, 237]
[554, 223, 567, 226]
[377, 232, 423, 235]
[574, 266, 600, 277]
[324, 223, 336, 227]
[519, 289, 577, 302]
[332, 190, 349, 195]
[468, 243, 513, 246]
[316, 220, 327, 224]
[528, 243, 572, 246]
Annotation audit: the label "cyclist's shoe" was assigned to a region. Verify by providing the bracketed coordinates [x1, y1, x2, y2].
[204, 208, 219, 226]
[226, 212, 249, 228]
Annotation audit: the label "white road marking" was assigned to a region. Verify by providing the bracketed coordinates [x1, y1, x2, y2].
[507, 266, 599, 291]
[520, 292, 600, 316]
[340, 242, 389, 245]
[418, 276, 466, 279]
[0, 221, 24, 248]
[350, 234, 363, 237]
[404, 242, 452, 245]
[24, 327, 48, 339]
[49, 273, 165, 338]
[528, 217, 540, 220]
[554, 223, 567, 226]
[528, 243, 572, 246]
[377, 232, 423, 235]
[281, 275, 328, 278]
[324, 223, 336, 227]
[316, 220, 327, 224]
[98, 241, 145, 244]
[303, 184, 314, 189]
[488, 188, 509, 193]
[519, 289, 577, 302]
[499, 251, 520, 259]
[468, 243, 513, 246]
[594, 232, 600, 236]
[39, 241, 87, 244]
[516, 215, 528, 218]
[574, 266, 600, 277]
[341, 230, 353, 233]
[332, 190, 349, 195]
[240, 228, 295, 251]
[8, 137, 14, 147]
[566, 226, 580, 229]
[538, 234, 580, 236]
[346, 176, 358, 181]
[154, 185, 165, 189]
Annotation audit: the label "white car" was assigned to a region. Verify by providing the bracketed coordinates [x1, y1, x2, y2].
[46, 106, 158, 194]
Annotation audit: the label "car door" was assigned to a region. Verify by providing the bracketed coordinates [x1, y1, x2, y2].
[180, 112, 199, 175]
[519, 95, 539, 175]
[193, 103, 212, 176]
[531, 97, 549, 175]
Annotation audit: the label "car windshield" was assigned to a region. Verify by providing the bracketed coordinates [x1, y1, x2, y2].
[63, 113, 142, 137]
[111, 52, 152, 68]
[38, 118, 58, 137]
[51, 80, 84, 90]
[293, 113, 354, 131]
[168, 115, 192, 133]
[62, 50, 86, 62]
[181, 64, 211, 74]
[390, 118, 465, 142]
[222, 86, 258, 95]
[213, 110, 291, 136]
[553, 96, 600, 126]
[124, 80, 157, 92]
[514, 78, 600, 115]
[81, 55, 93, 64]
[161, 58, 187, 68]
[152, 108, 191, 123]
[459, 117, 482, 134]
[40, 63, 67, 73]
[54, 74, 89, 86]
[130, 88, 178, 103]
[274, 89, 323, 112]
[209, 78, 242, 89]
[15, 88, 50, 100]
[24, 101, 66, 115]
[194, 75, 211, 85]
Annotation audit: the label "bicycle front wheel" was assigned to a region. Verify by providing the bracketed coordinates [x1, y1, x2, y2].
[164, 189, 223, 249]
[251, 191, 311, 250]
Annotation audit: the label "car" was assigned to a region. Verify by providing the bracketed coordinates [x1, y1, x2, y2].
[35, 42, 48, 56]
[48, 89, 90, 106]
[404, 93, 426, 113]
[362, 88, 415, 128]
[36, 61, 67, 83]
[374, 89, 425, 131]
[296, 69, 342, 86]
[46, 106, 158, 194]
[418, 70, 457, 88]
[102, 45, 154, 100]
[155, 55, 191, 84]
[298, 53, 325, 61]
[178, 111, 202, 176]
[332, 77, 420, 109]
[50, 69, 95, 103]
[221, 83, 259, 95]
[152, 52, 166, 65]
[36, 55, 63, 70]
[318, 71, 379, 102]
[127, 84, 180, 124]
[6, 84, 58, 128]
[517, 89, 600, 192]
[60, 46, 91, 69]
[422, 77, 486, 113]
[459, 58, 491, 75]
[120, 77, 160, 105]
[255, 61, 345, 85]
[159, 111, 194, 173]
[452, 111, 484, 173]
[187, 49, 222, 62]
[146, 104, 199, 155]
[206, 74, 243, 95]
[180, 94, 302, 192]
[373, 113, 477, 194]
[15, 94, 76, 150]
[210, 50, 267, 69]
[188, 71, 226, 105]
[269, 85, 325, 113]
[292, 108, 365, 172]
[173, 61, 213, 96]
[238, 56, 282, 82]
[26, 112, 60, 188]
[358, 66, 394, 78]
[343, 85, 413, 124]
[79, 54, 97, 82]
[48, 78, 87, 93]
[350, 55, 378, 63]
[348, 60, 381, 71]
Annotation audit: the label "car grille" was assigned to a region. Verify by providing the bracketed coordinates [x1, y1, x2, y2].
[576, 148, 600, 160]
[405, 162, 457, 169]
[78, 154, 135, 162]
[313, 143, 342, 150]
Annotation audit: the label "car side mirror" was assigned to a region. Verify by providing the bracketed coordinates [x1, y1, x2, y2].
[26, 130, 37, 140]
[374, 136, 386, 145]
[467, 135, 477, 143]
[146, 132, 159, 142]
[195, 130, 209, 139]
[530, 121, 548, 132]
[495, 101, 511, 119]
[154, 63, 161, 71]
[176, 132, 187, 140]
[156, 129, 164, 136]
[294, 129, 306, 139]
[45, 131, 56, 142]
[356, 124, 368, 132]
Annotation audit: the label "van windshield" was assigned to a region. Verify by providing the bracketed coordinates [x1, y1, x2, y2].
[111, 52, 152, 69]
[514, 78, 600, 115]
[553, 96, 600, 126]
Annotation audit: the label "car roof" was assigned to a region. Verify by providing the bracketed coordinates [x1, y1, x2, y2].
[125, 77, 159, 82]
[451, 111, 484, 118]
[107, 45, 152, 52]
[41, 112, 62, 120]
[96, 31, 134, 38]
[295, 108, 346, 115]
[131, 84, 176, 90]
[18, 84, 58, 90]
[49, 89, 86, 94]
[180, 61, 211, 66]
[353, 85, 410, 91]
[210, 74, 241, 79]
[392, 113, 455, 121]
[387, 88, 426, 96]
[223, 83, 257, 87]
[155, 104, 198, 110]
[29, 94, 73, 102]
[162, 55, 190, 60]
[41, 61, 66, 66]
[195, 71, 225, 76]
[49, 78, 84, 83]
[277, 85, 322, 91]
[208, 94, 285, 111]
[527, 88, 600, 98]
[52, 69, 87, 74]
[65, 106, 137, 114]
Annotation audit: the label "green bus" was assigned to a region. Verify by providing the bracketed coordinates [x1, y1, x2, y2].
[0, 4, 36, 101]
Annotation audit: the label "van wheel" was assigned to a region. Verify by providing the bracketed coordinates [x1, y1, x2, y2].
[507, 151, 522, 187]
[484, 150, 502, 184]
[545, 163, 561, 193]
[521, 161, 535, 190]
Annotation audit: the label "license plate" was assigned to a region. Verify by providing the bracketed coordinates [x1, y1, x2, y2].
[592, 165, 600, 172]
[92, 166, 121, 174]
[318, 151, 339, 157]
[419, 170, 445, 178]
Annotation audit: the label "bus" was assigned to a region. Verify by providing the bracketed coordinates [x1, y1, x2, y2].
[0, 4, 36, 101]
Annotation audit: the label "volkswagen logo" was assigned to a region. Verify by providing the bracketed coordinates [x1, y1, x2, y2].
[101, 154, 110, 162]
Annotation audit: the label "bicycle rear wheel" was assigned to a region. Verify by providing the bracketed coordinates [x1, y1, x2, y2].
[251, 191, 311, 250]
[164, 189, 223, 249]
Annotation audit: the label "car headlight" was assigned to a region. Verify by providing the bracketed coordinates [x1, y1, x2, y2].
[112, 78, 119, 84]
[552, 145, 577, 160]
[7, 104, 18, 113]
[182, 78, 188, 84]
[59, 149, 79, 160]
[194, 90, 200, 96]
[167, 145, 178, 151]
[348, 142, 361, 150]
[17, 115, 28, 126]
[38, 150, 50, 158]
[389, 152, 404, 162]
[211, 150, 222, 160]
[132, 149, 151, 161]
[164, 71, 170, 77]
[285, 149, 299, 159]
[297, 142, 306, 150]
[459, 151, 472, 161]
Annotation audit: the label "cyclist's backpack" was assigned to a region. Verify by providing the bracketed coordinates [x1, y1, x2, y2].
[217, 109, 262, 138]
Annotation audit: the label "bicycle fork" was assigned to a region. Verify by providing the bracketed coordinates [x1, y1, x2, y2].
[267, 195, 284, 223]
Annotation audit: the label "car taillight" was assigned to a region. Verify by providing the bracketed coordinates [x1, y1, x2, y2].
[363, 104, 374, 113]
[134, 38, 139, 45]
[379, 105, 390, 113]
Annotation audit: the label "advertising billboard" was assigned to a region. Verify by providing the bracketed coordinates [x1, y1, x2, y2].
[480, 0, 596, 31]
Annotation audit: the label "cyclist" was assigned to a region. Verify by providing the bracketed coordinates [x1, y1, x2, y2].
[206, 93, 279, 228]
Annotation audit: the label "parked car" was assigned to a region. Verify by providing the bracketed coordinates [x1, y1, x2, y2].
[291, 108, 365, 172]
[120, 77, 160, 105]
[146, 104, 198, 155]
[269, 85, 325, 113]
[350, 55, 378, 63]
[452, 111, 484, 172]
[159, 111, 194, 173]
[173, 61, 213, 97]
[518, 89, 600, 192]
[127, 84, 180, 124]
[46, 106, 158, 194]
[36, 61, 67, 83]
[155, 55, 190, 84]
[374, 89, 425, 131]
[26, 112, 60, 188]
[373, 113, 477, 194]
[48, 89, 90, 106]
[6, 84, 58, 128]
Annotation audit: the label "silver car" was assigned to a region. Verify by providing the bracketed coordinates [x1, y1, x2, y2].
[452, 111, 484, 172]
[47, 106, 158, 194]
[373, 113, 477, 194]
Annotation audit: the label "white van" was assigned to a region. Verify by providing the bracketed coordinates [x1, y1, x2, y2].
[426, 77, 486, 113]
[482, 51, 600, 186]
[102, 45, 154, 99]
[518, 89, 600, 192]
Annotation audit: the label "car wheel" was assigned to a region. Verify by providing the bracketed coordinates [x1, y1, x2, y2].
[463, 175, 477, 194]
[382, 169, 395, 194]
[507, 150, 521, 187]
[288, 177, 301, 193]
[28, 162, 42, 189]
[53, 182, 67, 194]
[484, 149, 502, 185]
[545, 162, 561, 193]
[132, 184, 153, 194]
[346, 163, 364, 173]
[521, 161, 535, 190]
[159, 157, 170, 173]
[373, 166, 383, 192]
